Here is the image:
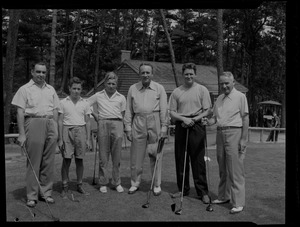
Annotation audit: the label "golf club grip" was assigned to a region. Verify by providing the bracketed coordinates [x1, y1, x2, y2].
[157, 137, 166, 154]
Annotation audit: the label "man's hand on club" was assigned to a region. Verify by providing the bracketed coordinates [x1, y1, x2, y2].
[201, 117, 208, 126]
[181, 117, 195, 128]
[126, 131, 132, 142]
[17, 134, 26, 147]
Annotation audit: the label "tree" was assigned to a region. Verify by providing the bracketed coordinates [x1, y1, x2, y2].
[217, 9, 224, 95]
[159, 9, 179, 87]
[3, 9, 21, 133]
[49, 9, 57, 86]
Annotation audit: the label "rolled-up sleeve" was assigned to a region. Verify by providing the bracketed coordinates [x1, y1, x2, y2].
[159, 85, 168, 129]
[124, 86, 133, 131]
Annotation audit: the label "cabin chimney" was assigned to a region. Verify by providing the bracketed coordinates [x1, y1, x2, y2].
[121, 50, 131, 62]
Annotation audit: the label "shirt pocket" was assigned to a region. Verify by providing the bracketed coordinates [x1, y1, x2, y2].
[27, 91, 40, 108]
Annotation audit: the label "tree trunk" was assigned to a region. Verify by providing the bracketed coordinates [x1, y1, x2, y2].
[217, 9, 224, 95]
[4, 9, 21, 134]
[159, 9, 179, 87]
[60, 10, 81, 93]
[141, 11, 149, 60]
[70, 34, 80, 78]
[94, 25, 102, 94]
[153, 23, 160, 62]
[49, 9, 57, 87]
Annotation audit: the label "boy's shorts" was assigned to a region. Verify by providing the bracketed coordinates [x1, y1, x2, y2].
[62, 125, 87, 159]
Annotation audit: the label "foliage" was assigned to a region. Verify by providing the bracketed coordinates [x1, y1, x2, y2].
[2, 3, 286, 127]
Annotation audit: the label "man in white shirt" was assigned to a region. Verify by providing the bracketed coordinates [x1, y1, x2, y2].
[12, 62, 60, 207]
[88, 72, 126, 193]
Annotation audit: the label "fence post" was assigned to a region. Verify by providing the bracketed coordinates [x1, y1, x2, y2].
[248, 128, 251, 142]
[260, 129, 263, 142]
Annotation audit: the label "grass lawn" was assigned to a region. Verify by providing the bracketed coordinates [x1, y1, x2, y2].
[5, 134, 285, 224]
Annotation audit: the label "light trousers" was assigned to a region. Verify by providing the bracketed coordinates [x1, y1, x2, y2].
[216, 128, 246, 207]
[97, 119, 123, 186]
[25, 118, 58, 200]
[130, 112, 162, 188]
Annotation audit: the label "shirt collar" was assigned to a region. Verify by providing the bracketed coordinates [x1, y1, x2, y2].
[66, 96, 83, 101]
[99, 89, 121, 98]
[28, 79, 50, 89]
[222, 87, 236, 101]
[137, 81, 154, 91]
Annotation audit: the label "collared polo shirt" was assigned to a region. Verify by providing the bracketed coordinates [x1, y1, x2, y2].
[213, 87, 249, 127]
[124, 80, 168, 131]
[11, 79, 60, 116]
[87, 90, 126, 119]
[168, 82, 211, 116]
[59, 96, 91, 126]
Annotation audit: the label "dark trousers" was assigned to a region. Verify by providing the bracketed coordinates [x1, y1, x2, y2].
[174, 121, 208, 197]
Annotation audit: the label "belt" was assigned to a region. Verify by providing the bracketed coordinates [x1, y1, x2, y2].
[25, 115, 53, 119]
[135, 110, 160, 116]
[217, 126, 242, 130]
[101, 118, 122, 121]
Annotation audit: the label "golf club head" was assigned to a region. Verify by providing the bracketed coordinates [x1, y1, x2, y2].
[175, 209, 182, 215]
[71, 193, 80, 202]
[206, 204, 214, 212]
[142, 202, 150, 208]
[171, 203, 176, 212]
[53, 217, 60, 222]
[92, 180, 97, 185]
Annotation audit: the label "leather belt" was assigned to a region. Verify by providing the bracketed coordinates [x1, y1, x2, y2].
[217, 126, 242, 130]
[25, 115, 53, 119]
[101, 118, 122, 121]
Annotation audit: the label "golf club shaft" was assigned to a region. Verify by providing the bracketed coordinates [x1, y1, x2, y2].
[204, 127, 212, 208]
[21, 146, 58, 221]
[179, 128, 189, 208]
[143, 138, 165, 206]
[92, 130, 98, 184]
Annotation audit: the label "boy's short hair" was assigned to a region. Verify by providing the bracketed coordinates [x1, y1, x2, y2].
[68, 77, 83, 87]
[104, 72, 118, 84]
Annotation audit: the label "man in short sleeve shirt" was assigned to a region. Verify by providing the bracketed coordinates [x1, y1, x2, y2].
[11, 62, 60, 208]
[169, 62, 212, 204]
[88, 72, 126, 193]
[204, 71, 249, 214]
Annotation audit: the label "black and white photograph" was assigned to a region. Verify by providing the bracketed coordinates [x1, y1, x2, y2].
[2, 1, 299, 224]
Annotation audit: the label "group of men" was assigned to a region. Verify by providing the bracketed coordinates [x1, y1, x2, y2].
[12, 61, 249, 215]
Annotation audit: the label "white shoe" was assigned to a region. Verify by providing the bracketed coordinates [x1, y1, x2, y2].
[153, 186, 161, 196]
[230, 206, 244, 214]
[128, 186, 139, 194]
[99, 186, 107, 193]
[116, 185, 124, 193]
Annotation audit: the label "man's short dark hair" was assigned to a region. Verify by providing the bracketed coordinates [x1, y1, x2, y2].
[32, 61, 47, 70]
[68, 77, 83, 87]
[182, 62, 197, 74]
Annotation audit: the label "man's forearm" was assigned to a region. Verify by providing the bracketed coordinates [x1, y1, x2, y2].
[241, 114, 249, 141]
[17, 108, 25, 136]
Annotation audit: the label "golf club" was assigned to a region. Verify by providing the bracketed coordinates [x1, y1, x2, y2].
[17, 202, 36, 221]
[92, 129, 98, 185]
[21, 146, 60, 222]
[71, 192, 80, 203]
[204, 126, 213, 212]
[173, 128, 189, 215]
[142, 137, 166, 208]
